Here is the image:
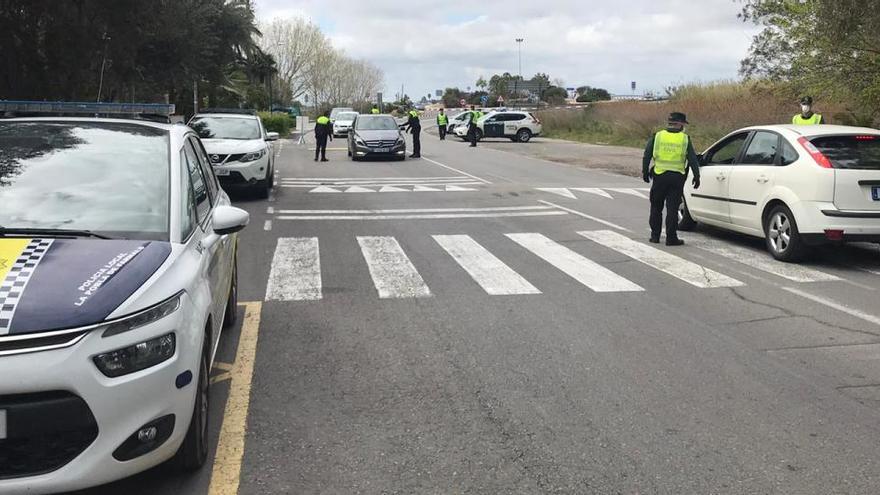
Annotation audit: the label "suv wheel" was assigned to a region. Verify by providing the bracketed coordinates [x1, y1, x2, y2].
[516, 128, 532, 143]
[678, 199, 697, 231]
[764, 204, 808, 262]
[173, 336, 210, 471]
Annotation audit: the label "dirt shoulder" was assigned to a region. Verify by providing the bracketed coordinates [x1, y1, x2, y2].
[478, 137, 644, 178]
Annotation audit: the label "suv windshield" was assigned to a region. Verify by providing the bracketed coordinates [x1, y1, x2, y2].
[0, 122, 170, 240]
[355, 116, 399, 131]
[812, 135, 880, 170]
[190, 116, 261, 140]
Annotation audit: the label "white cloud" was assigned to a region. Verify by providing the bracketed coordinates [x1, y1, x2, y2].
[254, 0, 760, 99]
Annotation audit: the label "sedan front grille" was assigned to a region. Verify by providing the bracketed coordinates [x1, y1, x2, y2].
[364, 140, 398, 148]
[0, 391, 99, 479]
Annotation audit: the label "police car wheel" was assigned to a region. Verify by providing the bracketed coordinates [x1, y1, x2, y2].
[516, 129, 532, 143]
[173, 337, 210, 471]
[678, 199, 696, 231]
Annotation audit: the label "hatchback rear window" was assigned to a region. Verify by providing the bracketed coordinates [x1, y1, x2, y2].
[811, 135, 880, 170]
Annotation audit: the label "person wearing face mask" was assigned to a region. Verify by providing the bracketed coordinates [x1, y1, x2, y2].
[792, 96, 824, 125]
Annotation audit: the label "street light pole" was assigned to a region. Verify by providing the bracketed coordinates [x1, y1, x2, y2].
[515, 38, 523, 105]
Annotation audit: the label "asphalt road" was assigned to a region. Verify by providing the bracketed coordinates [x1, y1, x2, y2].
[72, 128, 880, 494]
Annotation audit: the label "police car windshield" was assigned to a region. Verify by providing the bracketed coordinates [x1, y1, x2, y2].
[356, 116, 398, 131]
[0, 122, 170, 241]
[190, 116, 261, 140]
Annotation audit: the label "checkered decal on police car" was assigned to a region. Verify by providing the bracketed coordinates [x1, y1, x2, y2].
[0, 239, 54, 334]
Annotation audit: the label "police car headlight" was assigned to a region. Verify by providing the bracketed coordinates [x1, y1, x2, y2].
[240, 148, 267, 162]
[102, 292, 182, 338]
[93, 333, 176, 378]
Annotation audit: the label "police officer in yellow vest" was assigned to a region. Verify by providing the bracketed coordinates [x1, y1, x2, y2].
[437, 108, 449, 140]
[313, 111, 332, 162]
[405, 108, 422, 158]
[792, 96, 824, 125]
[467, 105, 483, 147]
[642, 112, 701, 245]
[371, 104, 380, 114]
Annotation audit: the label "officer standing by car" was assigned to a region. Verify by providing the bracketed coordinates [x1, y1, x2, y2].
[642, 112, 701, 246]
[467, 105, 483, 147]
[437, 108, 449, 140]
[406, 108, 422, 158]
[792, 96, 824, 125]
[371, 104, 380, 114]
[314, 110, 332, 162]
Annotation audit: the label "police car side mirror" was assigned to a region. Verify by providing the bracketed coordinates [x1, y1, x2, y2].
[213, 205, 250, 236]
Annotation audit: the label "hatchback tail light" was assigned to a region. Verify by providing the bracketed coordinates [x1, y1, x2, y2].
[797, 137, 833, 169]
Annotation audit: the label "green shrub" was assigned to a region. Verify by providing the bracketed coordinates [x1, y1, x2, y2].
[258, 111, 293, 136]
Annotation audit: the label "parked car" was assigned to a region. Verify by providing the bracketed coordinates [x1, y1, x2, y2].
[188, 109, 277, 198]
[0, 105, 248, 494]
[332, 111, 358, 137]
[679, 124, 880, 261]
[347, 114, 406, 161]
[453, 111, 541, 142]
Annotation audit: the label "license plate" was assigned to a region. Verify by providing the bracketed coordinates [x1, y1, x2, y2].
[0, 409, 6, 440]
[374, 147, 390, 153]
[214, 169, 231, 176]
[873, 186, 880, 201]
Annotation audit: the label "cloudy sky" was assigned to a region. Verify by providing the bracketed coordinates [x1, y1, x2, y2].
[254, 0, 760, 100]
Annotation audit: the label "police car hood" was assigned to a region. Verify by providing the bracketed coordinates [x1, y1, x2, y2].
[200, 138, 265, 155]
[0, 238, 171, 335]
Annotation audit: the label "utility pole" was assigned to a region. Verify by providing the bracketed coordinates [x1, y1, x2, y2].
[515, 38, 523, 105]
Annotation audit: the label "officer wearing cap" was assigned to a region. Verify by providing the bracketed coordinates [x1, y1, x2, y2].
[406, 108, 421, 158]
[792, 96, 824, 125]
[642, 112, 701, 246]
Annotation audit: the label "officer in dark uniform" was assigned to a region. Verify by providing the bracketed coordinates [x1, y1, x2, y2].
[642, 112, 701, 245]
[406, 108, 421, 158]
[313, 111, 332, 162]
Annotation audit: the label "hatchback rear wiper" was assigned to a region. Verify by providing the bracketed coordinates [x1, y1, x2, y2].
[0, 227, 114, 240]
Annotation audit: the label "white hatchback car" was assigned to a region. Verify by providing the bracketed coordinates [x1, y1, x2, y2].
[679, 124, 880, 261]
[0, 110, 248, 493]
[189, 110, 277, 198]
[332, 111, 358, 137]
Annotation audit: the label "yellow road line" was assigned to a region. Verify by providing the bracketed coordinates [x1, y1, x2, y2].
[208, 301, 262, 495]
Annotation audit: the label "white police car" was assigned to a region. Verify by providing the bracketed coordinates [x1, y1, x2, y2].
[0, 102, 248, 493]
[189, 109, 277, 199]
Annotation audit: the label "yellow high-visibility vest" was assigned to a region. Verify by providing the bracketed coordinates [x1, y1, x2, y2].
[792, 113, 822, 125]
[437, 114, 448, 125]
[316, 116, 330, 125]
[652, 130, 688, 175]
[371, 108, 380, 114]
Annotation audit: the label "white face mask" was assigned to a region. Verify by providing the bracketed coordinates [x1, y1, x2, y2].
[801, 104, 811, 114]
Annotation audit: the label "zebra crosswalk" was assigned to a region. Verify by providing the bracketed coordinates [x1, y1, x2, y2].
[281, 176, 484, 193]
[263, 230, 851, 302]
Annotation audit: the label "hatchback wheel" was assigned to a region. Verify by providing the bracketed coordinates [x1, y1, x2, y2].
[678, 198, 696, 231]
[516, 128, 532, 143]
[764, 204, 808, 262]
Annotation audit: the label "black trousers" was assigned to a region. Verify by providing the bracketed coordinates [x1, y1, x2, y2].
[649, 171, 686, 239]
[411, 128, 421, 156]
[438, 125, 447, 140]
[315, 136, 328, 160]
[468, 123, 478, 146]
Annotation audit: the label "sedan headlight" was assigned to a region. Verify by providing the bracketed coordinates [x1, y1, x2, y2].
[240, 148, 267, 162]
[355, 135, 366, 146]
[94, 333, 176, 377]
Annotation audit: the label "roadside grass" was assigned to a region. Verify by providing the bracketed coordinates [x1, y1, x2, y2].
[538, 81, 853, 151]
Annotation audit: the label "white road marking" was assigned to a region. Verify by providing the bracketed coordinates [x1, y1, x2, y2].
[379, 185, 408, 192]
[412, 185, 442, 192]
[536, 187, 577, 199]
[345, 186, 374, 193]
[421, 156, 491, 184]
[578, 230, 744, 288]
[357, 236, 431, 299]
[445, 185, 478, 192]
[506, 233, 644, 292]
[285, 182, 483, 188]
[276, 206, 553, 214]
[263, 220, 272, 231]
[688, 235, 840, 283]
[309, 186, 341, 193]
[783, 287, 880, 327]
[276, 211, 568, 221]
[573, 187, 614, 199]
[282, 176, 468, 182]
[265, 238, 322, 301]
[433, 235, 541, 295]
[266, 207, 274, 214]
[537, 200, 631, 232]
[607, 188, 649, 199]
